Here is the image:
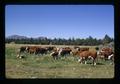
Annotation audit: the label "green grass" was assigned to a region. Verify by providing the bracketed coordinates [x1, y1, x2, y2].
[5, 44, 114, 78]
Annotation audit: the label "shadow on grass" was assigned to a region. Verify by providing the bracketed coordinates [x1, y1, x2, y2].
[96, 62, 105, 65]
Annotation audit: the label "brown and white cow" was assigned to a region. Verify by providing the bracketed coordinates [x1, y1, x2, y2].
[71, 47, 89, 57]
[26, 46, 38, 54]
[45, 46, 56, 53]
[99, 47, 114, 60]
[58, 47, 72, 57]
[35, 47, 48, 55]
[80, 47, 89, 51]
[78, 50, 97, 65]
[25, 46, 47, 55]
[50, 51, 59, 60]
[16, 46, 28, 58]
[19, 46, 28, 53]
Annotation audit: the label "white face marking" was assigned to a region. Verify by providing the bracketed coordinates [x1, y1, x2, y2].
[76, 48, 79, 51]
[57, 48, 60, 52]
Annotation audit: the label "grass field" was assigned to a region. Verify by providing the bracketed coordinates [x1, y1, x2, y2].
[5, 44, 114, 78]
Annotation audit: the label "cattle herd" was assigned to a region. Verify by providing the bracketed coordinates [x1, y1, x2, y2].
[16, 45, 114, 65]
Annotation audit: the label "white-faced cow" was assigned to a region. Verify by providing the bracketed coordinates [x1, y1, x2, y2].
[50, 51, 59, 60]
[99, 47, 114, 60]
[78, 50, 97, 66]
[16, 46, 28, 58]
[58, 47, 72, 57]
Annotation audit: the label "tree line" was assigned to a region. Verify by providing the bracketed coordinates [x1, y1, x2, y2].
[5, 34, 114, 46]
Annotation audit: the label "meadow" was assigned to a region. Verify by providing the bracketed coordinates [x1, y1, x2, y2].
[5, 44, 114, 78]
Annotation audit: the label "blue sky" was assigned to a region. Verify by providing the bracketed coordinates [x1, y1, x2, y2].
[5, 5, 114, 39]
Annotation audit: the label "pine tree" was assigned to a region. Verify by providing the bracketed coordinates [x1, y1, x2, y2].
[102, 34, 112, 45]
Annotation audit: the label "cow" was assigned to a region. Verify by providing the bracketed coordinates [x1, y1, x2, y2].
[71, 50, 79, 56]
[35, 47, 48, 55]
[101, 47, 112, 51]
[50, 51, 59, 60]
[63, 47, 71, 50]
[80, 47, 89, 51]
[58, 48, 72, 57]
[98, 47, 114, 64]
[78, 50, 97, 66]
[45, 46, 56, 53]
[19, 46, 28, 53]
[99, 47, 114, 60]
[52, 47, 60, 52]
[16, 46, 28, 58]
[71, 47, 89, 57]
[26, 46, 38, 54]
[73, 47, 89, 51]
[74, 46, 80, 50]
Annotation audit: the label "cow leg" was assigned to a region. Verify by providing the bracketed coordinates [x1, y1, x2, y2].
[54, 55, 57, 60]
[92, 58, 97, 66]
[54, 57, 56, 60]
[84, 60, 87, 64]
[55, 56, 57, 60]
[90, 57, 96, 66]
[56, 56, 58, 60]
[58, 55, 61, 59]
[93, 61, 96, 65]
[17, 53, 20, 58]
[52, 56, 55, 60]
[78, 57, 83, 64]
[83, 57, 87, 64]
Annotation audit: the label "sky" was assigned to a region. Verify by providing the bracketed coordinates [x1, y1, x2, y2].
[5, 5, 114, 39]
